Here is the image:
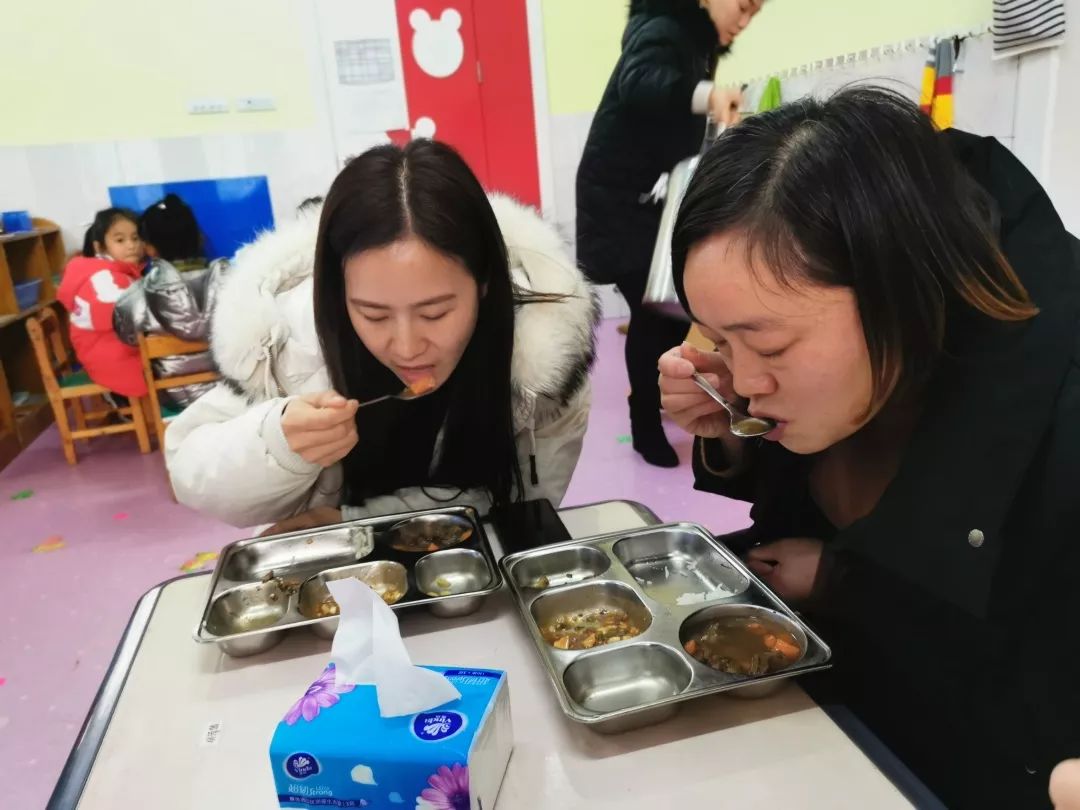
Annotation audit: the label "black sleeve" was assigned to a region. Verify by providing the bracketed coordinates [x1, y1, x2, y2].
[615, 22, 699, 116]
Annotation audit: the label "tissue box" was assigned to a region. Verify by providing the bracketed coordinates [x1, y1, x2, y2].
[270, 665, 512, 809]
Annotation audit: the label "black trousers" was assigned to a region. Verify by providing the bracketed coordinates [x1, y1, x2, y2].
[614, 268, 688, 425]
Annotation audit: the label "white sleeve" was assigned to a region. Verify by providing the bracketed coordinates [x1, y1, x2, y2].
[691, 80, 713, 115]
[164, 384, 329, 527]
[520, 382, 591, 508]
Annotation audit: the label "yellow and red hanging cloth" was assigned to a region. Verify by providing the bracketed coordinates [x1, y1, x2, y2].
[919, 39, 955, 129]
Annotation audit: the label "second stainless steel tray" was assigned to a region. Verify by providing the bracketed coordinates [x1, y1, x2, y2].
[500, 523, 831, 733]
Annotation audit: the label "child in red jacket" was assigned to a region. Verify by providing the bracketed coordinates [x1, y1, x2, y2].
[57, 208, 148, 397]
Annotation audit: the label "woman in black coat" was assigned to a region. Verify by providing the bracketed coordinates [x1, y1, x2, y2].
[576, 0, 762, 467]
[659, 86, 1080, 809]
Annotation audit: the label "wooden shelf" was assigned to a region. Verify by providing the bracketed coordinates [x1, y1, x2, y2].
[0, 226, 59, 245]
[14, 399, 53, 446]
[0, 218, 66, 471]
[0, 428, 20, 471]
[0, 298, 58, 330]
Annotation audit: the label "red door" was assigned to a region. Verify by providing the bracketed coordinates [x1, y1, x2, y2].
[391, 0, 540, 208]
[470, 0, 541, 208]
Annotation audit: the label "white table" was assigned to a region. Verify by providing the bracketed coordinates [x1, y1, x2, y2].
[50, 501, 922, 809]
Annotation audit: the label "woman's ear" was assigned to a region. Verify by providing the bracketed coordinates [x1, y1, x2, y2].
[145, 244, 159, 258]
[93, 240, 105, 256]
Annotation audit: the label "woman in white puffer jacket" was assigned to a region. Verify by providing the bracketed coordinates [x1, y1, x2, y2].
[165, 141, 598, 529]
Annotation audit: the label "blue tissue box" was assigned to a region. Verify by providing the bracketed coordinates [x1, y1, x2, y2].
[270, 665, 513, 809]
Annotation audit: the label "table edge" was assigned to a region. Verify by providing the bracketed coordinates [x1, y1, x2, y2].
[561, 498, 660, 525]
[46, 573, 208, 809]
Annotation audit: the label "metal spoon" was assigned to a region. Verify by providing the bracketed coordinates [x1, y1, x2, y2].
[357, 379, 436, 409]
[691, 373, 776, 438]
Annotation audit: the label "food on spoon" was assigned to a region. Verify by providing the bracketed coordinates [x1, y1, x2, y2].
[407, 375, 437, 396]
[731, 416, 774, 436]
[685, 613, 802, 676]
[540, 607, 641, 651]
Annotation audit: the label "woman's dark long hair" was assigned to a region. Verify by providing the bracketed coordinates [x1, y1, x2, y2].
[81, 207, 139, 258]
[313, 140, 522, 508]
[672, 86, 1037, 406]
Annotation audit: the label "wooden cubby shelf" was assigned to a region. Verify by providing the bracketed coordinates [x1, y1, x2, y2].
[0, 217, 69, 470]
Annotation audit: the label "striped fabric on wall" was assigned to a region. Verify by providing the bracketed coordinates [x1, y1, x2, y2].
[993, 0, 1067, 58]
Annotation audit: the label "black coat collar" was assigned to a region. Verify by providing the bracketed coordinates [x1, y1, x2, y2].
[835, 131, 1080, 618]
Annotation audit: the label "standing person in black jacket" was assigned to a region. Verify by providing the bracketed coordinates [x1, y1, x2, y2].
[576, 0, 762, 467]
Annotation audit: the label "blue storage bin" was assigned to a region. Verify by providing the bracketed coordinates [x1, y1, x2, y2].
[15, 279, 42, 310]
[2, 211, 33, 233]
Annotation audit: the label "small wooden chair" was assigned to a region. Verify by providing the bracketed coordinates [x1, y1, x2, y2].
[26, 308, 151, 465]
[137, 332, 219, 449]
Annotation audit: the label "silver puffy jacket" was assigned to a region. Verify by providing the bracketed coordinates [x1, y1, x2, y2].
[113, 258, 229, 409]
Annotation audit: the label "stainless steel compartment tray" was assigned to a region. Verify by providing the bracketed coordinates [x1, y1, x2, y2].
[194, 505, 501, 654]
[500, 522, 831, 732]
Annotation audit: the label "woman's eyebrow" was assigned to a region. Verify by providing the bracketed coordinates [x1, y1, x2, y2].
[718, 317, 779, 333]
[349, 293, 457, 309]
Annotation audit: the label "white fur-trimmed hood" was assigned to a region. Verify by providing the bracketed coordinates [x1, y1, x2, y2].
[212, 194, 598, 405]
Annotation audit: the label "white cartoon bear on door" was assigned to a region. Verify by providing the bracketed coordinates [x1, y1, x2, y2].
[409, 8, 464, 78]
[412, 116, 437, 139]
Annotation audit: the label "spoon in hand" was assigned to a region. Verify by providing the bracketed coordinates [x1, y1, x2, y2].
[691, 373, 776, 438]
[357, 376, 437, 409]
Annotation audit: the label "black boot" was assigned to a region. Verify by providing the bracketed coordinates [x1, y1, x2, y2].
[629, 395, 679, 468]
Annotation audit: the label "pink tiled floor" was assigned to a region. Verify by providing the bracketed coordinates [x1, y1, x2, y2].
[0, 320, 749, 806]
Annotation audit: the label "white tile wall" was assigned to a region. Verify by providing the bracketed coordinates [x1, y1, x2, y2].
[547, 111, 630, 320]
[541, 34, 1061, 322]
[737, 35, 1018, 141]
[0, 128, 338, 254]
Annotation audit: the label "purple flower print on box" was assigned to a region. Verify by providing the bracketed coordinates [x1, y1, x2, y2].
[416, 763, 470, 810]
[284, 663, 355, 725]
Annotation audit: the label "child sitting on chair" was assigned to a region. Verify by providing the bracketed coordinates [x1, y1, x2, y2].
[110, 194, 228, 410]
[57, 208, 148, 399]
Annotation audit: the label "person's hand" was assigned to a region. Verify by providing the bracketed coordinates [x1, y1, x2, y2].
[281, 391, 359, 467]
[659, 342, 736, 439]
[746, 538, 825, 602]
[259, 506, 343, 537]
[709, 86, 743, 126]
[1051, 759, 1080, 809]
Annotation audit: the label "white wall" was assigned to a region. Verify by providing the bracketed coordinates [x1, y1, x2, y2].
[547, 30, 1077, 295]
[1041, 0, 1080, 233]
[0, 2, 341, 253]
[0, 0, 556, 258]
[1, 4, 1075, 299]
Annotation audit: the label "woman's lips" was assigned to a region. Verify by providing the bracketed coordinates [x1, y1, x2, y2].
[396, 366, 435, 384]
[762, 421, 787, 442]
